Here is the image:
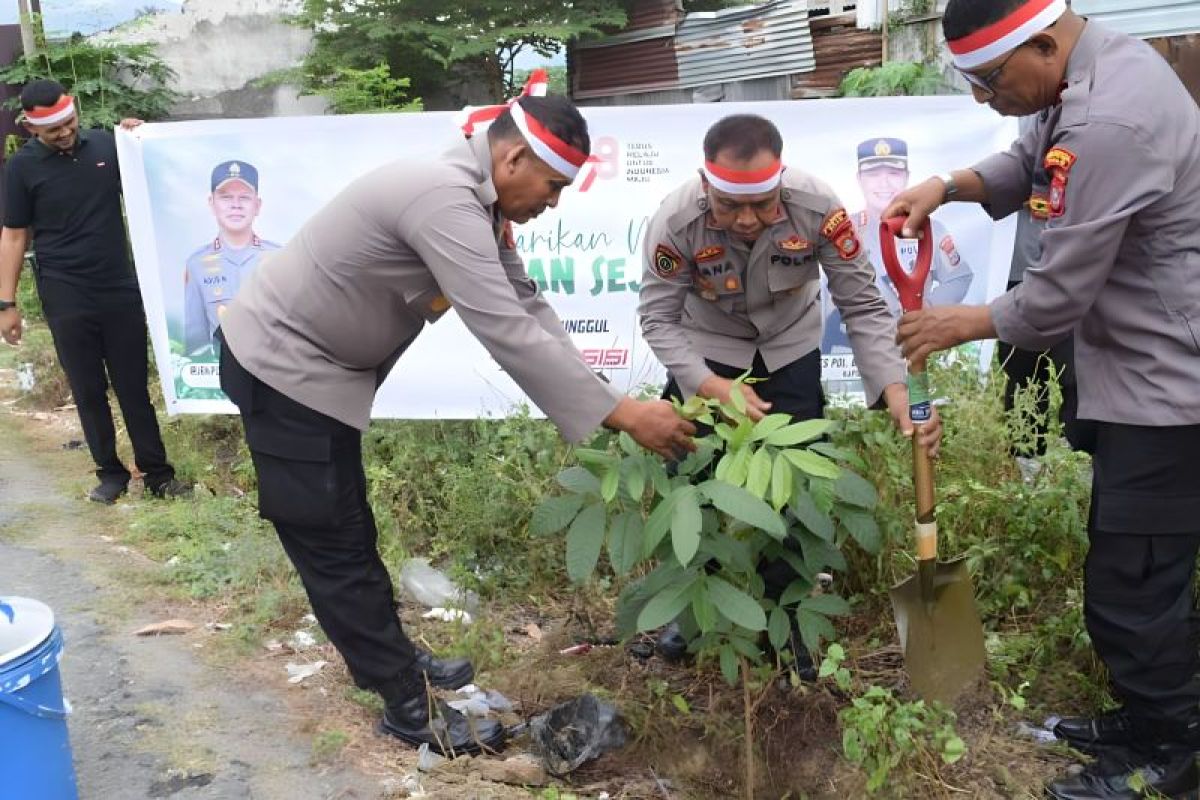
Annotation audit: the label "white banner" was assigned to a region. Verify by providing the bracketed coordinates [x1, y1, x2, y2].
[117, 97, 1019, 418]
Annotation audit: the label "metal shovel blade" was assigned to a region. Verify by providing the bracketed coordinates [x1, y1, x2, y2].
[889, 555, 986, 706]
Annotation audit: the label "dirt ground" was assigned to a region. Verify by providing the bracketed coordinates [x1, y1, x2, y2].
[0, 381, 1081, 800]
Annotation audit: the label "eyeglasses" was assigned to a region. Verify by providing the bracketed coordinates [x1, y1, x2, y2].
[957, 43, 1027, 98]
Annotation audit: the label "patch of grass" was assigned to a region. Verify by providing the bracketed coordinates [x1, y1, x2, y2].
[344, 687, 384, 713]
[311, 729, 350, 764]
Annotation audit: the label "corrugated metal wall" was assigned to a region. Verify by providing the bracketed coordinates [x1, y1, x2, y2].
[673, 1, 816, 89]
[1074, 0, 1200, 39]
[572, 0, 817, 101]
[793, 13, 882, 98]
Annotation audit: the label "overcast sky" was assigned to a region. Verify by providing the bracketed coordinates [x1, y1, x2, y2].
[0, 0, 180, 36]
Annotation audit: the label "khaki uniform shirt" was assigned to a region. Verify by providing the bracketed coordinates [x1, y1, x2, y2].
[221, 136, 623, 441]
[979, 21, 1200, 426]
[183, 234, 280, 355]
[638, 171, 906, 404]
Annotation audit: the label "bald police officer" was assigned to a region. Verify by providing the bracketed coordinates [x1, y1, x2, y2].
[824, 137, 973, 353]
[183, 161, 279, 356]
[889, 1, 1200, 796]
[639, 114, 941, 672]
[218, 95, 696, 757]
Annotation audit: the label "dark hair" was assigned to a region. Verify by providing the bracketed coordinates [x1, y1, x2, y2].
[703, 114, 783, 163]
[20, 79, 66, 111]
[489, 95, 591, 157]
[943, 0, 1029, 42]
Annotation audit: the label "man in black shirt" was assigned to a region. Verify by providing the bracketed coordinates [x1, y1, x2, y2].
[0, 79, 189, 503]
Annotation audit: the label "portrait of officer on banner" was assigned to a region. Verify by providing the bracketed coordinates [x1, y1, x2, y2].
[182, 160, 280, 358]
[823, 137, 973, 353]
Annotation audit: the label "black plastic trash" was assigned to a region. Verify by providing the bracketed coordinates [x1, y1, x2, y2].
[529, 693, 629, 777]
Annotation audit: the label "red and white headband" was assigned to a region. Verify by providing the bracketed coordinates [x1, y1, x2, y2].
[459, 68, 549, 137]
[508, 100, 588, 181]
[947, 0, 1067, 70]
[24, 95, 76, 126]
[702, 159, 783, 195]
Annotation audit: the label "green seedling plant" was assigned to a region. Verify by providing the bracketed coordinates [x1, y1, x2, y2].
[534, 379, 882, 682]
[840, 685, 967, 794]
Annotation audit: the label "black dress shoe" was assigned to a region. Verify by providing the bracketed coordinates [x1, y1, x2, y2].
[1045, 747, 1199, 799]
[1055, 711, 1200, 755]
[146, 478, 193, 499]
[412, 649, 474, 690]
[381, 692, 506, 757]
[88, 481, 128, 505]
[1054, 709, 1135, 753]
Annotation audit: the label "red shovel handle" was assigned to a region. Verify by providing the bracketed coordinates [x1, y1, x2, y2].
[879, 216, 934, 313]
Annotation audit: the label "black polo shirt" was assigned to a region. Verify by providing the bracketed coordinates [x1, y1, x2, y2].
[3, 128, 141, 317]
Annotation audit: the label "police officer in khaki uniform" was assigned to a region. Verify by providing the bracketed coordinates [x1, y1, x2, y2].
[183, 160, 279, 356]
[890, 1, 1200, 796]
[639, 114, 941, 673]
[218, 95, 696, 757]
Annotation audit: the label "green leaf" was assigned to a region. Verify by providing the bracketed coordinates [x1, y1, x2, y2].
[770, 454, 792, 512]
[942, 735, 967, 764]
[557, 466, 600, 495]
[637, 577, 698, 632]
[574, 448, 614, 468]
[606, 511, 643, 576]
[692, 585, 718, 633]
[643, 486, 684, 557]
[624, 458, 646, 502]
[725, 447, 751, 487]
[782, 449, 842, 480]
[719, 644, 739, 685]
[671, 487, 702, 568]
[779, 578, 812, 607]
[700, 481, 786, 539]
[839, 509, 882, 554]
[600, 465, 620, 503]
[566, 502, 606, 583]
[795, 529, 849, 573]
[746, 447, 772, 499]
[530, 493, 586, 536]
[714, 422, 736, 443]
[833, 471, 878, 509]
[729, 384, 747, 415]
[714, 451, 733, 482]
[791, 489, 835, 541]
[811, 441, 866, 470]
[768, 606, 790, 651]
[795, 608, 836, 653]
[619, 432, 640, 457]
[765, 418, 832, 447]
[671, 694, 691, 715]
[801, 594, 852, 617]
[707, 576, 767, 631]
[750, 413, 791, 441]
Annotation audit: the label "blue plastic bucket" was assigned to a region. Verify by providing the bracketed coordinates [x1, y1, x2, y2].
[0, 597, 78, 800]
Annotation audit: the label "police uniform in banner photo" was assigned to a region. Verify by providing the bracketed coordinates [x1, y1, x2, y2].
[823, 138, 973, 354]
[183, 160, 279, 359]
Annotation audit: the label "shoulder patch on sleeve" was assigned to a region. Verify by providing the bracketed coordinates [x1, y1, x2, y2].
[820, 208, 862, 260]
[653, 243, 685, 279]
[1043, 147, 1077, 172]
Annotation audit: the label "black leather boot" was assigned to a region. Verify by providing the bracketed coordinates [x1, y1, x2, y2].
[1045, 746, 1199, 799]
[379, 684, 506, 757]
[1054, 709, 1135, 754]
[655, 622, 689, 662]
[1055, 711, 1200, 756]
[412, 649, 474, 690]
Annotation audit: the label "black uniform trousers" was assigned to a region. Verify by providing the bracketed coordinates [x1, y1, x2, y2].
[44, 308, 174, 487]
[218, 334, 418, 692]
[1084, 422, 1200, 734]
[663, 349, 824, 601]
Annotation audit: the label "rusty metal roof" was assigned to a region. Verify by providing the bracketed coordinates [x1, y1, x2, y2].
[573, 0, 816, 99]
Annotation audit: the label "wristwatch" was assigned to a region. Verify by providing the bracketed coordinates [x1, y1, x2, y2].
[0, 300, 15, 311]
[938, 172, 959, 201]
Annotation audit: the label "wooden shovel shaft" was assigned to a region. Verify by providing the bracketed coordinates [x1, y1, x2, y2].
[909, 361, 937, 562]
